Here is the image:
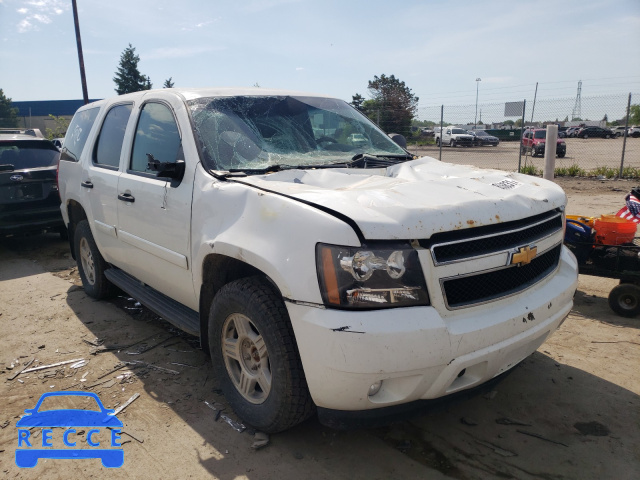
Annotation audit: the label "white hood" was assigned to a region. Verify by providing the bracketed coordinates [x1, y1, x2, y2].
[236, 157, 566, 240]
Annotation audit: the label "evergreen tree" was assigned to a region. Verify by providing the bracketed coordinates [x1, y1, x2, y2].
[113, 44, 152, 95]
[163, 77, 175, 88]
[353, 74, 418, 135]
[0, 89, 19, 128]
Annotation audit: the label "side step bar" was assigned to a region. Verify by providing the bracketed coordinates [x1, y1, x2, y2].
[104, 267, 200, 337]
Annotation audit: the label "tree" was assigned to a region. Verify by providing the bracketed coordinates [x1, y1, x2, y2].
[163, 77, 174, 89]
[353, 74, 419, 135]
[0, 89, 19, 128]
[630, 104, 640, 125]
[113, 44, 152, 95]
[45, 114, 70, 140]
[350, 93, 365, 111]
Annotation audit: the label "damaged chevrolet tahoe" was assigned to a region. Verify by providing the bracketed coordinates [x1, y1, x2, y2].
[58, 88, 579, 433]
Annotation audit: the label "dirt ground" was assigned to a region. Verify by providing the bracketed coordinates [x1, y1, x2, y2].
[1, 177, 639, 480]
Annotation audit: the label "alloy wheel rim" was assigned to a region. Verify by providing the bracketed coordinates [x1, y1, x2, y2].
[222, 313, 272, 404]
[79, 238, 96, 285]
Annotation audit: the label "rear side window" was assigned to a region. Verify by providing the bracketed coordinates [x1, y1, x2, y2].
[60, 106, 100, 162]
[0, 141, 60, 169]
[93, 104, 133, 168]
[130, 103, 181, 173]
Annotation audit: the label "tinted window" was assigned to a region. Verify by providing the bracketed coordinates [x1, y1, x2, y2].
[60, 106, 100, 162]
[0, 141, 59, 169]
[130, 103, 181, 173]
[94, 104, 133, 168]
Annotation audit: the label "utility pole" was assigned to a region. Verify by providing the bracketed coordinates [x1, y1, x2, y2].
[474, 78, 481, 129]
[72, 0, 89, 105]
[571, 80, 582, 121]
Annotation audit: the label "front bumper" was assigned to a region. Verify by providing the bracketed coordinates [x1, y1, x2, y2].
[287, 247, 577, 413]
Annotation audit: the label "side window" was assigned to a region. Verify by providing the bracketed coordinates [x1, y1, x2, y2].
[60, 106, 100, 162]
[93, 104, 133, 168]
[130, 103, 181, 173]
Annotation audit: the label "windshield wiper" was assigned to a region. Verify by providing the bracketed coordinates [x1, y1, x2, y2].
[343, 153, 413, 168]
[220, 164, 286, 177]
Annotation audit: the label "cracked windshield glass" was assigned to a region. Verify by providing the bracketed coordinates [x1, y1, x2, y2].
[188, 96, 407, 172]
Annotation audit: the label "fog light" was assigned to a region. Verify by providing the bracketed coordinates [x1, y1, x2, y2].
[368, 381, 383, 397]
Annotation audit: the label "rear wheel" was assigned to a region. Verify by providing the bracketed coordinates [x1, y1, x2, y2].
[74, 220, 114, 299]
[209, 276, 314, 433]
[608, 283, 640, 317]
[558, 153, 565, 158]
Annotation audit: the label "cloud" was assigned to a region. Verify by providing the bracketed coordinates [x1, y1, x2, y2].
[295, 67, 304, 71]
[16, 0, 68, 33]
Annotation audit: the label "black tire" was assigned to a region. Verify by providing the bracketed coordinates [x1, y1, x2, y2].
[450, 139, 455, 147]
[209, 276, 314, 433]
[531, 147, 537, 157]
[74, 220, 114, 299]
[583, 134, 589, 139]
[558, 153, 566, 158]
[606, 134, 611, 139]
[436, 137, 440, 147]
[608, 283, 640, 317]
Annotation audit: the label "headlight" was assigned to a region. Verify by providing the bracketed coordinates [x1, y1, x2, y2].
[316, 243, 430, 309]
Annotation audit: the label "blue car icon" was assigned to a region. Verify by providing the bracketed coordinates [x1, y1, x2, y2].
[16, 391, 124, 468]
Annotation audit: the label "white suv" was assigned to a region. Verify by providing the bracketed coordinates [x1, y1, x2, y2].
[58, 88, 578, 432]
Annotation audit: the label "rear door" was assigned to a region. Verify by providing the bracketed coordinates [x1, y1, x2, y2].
[0, 140, 61, 233]
[115, 97, 197, 309]
[80, 103, 134, 263]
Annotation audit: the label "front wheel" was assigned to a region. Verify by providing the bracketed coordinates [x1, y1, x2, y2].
[450, 139, 456, 147]
[436, 137, 440, 147]
[209, 277, 314, 433]
[583, 134, 589, 139]
[608, 283, 640, 317]
[558, 153, 566, 158]
[74, 220, 114, 299]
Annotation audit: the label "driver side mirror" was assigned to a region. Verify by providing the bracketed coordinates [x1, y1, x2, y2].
[147, 154, 186, 183]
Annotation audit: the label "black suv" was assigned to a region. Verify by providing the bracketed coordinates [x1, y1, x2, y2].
[577, 126, 615, 139]
[0, 134, 65, 237]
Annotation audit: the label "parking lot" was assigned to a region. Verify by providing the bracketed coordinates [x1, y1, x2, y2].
[0, 178, 639, 480]
[410, 137, 640, 173]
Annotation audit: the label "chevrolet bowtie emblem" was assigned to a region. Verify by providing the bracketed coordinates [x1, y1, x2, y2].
[511, 245, 537, 266]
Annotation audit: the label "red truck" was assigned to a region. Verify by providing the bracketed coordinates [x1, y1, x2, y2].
[521, 128, 566, 158]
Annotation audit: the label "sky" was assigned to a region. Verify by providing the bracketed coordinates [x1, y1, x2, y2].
[1, 0, 639, 123]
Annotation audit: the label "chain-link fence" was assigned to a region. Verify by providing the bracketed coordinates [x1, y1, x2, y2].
[407, 93, 640, 177]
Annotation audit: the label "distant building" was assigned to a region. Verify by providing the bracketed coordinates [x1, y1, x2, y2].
[12, 99, 101, 134]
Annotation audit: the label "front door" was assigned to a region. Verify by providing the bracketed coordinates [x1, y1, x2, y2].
[115, 100, 197, 309]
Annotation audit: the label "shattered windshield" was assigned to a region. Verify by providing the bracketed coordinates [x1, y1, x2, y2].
[187, 95, 407, 172]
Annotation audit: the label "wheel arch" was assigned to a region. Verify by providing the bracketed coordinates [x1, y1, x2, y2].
[198, 253, 282, 354]
[66, 200, 88, 260]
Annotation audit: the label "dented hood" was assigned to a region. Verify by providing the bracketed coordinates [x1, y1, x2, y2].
[236, 157, 566, 240]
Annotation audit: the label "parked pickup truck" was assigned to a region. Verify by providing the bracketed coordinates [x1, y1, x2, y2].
[435, 127, 475, 147]
[58, 88, 578, 433]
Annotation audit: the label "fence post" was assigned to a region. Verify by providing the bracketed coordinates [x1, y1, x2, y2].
[619, 93, 632, 179]
[517, 99, 526, 173]
[439, 105, 444, 161]
[543, 124, 558, 180]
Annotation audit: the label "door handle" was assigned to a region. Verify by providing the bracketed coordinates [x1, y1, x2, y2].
[118, 193, 135, 203]
[81, 180, 93, 189]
